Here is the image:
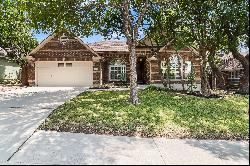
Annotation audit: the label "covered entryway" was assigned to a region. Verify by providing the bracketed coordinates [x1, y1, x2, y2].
[137, 57, 147, 84]
[35, 61, 93, 87]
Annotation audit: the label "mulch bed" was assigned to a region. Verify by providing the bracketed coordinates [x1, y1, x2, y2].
[186, 92, 223, 99]
[40, 122, 248, 140]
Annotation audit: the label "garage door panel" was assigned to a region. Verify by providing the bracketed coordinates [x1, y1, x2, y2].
[36, 61, 93, 87]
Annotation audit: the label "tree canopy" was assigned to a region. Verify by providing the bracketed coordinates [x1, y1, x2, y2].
[1, 0, 249, 93]
[0, 0, 38, 64]
[146, 0, 249, 93]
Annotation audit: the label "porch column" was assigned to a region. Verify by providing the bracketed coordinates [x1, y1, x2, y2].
[92, 56, 102, 86]
[147, 56, 158, 84]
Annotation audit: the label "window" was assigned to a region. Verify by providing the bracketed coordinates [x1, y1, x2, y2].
[228, 70, 240, 85]
[229, 70, 240, 79]
[160, 55, 193, 80]
[184, 61, 192, 79]
[58, 63, 64, 67]
[109, 65, 126, 81]
[169, 55, 181, 79]
[66, 63, 72, 67]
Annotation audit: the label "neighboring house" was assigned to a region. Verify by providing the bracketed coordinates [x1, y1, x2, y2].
[213, 51, 249, 89]
[0, 47, 21, 82]
[24, 30, 201, 90]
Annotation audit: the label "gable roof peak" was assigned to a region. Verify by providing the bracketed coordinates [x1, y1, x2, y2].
[28, 31, 99, 57]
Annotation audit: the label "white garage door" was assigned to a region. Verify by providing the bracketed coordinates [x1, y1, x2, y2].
[36, 61, 93, 87]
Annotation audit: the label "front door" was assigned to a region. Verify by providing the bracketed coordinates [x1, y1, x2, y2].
[137, 57, 146, 84]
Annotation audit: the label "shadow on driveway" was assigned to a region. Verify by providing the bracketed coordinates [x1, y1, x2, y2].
[0, 87, 87, 162]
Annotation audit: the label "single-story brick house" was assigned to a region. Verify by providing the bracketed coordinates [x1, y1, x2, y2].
[22, 31, 201, 91]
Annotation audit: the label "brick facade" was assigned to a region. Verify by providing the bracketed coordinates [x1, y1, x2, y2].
[25, 31, 201, 87]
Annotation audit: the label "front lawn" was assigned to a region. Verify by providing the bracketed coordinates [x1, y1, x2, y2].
[40, 88, 249, 140]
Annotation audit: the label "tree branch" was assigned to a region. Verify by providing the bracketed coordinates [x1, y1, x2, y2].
[134, 0, 149, 41]
[122, 0, 132, 42]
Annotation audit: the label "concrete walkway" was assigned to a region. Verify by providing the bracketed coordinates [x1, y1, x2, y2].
[0, 87, 87, 163]
[5, 130, 249, 165]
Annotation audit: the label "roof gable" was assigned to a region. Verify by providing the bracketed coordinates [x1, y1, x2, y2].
[29, 30, 99, 57]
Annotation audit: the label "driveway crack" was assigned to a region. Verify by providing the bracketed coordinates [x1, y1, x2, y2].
[7, 129, 37, 162]
[152, 138, 167, 165]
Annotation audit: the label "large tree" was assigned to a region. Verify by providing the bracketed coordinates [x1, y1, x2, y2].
[145, 0, 218, 96]
[91, 0, 150, 104]
[0, 0, 37, 65]
[146, 0, 249, 95]
[218, 0, 249, 93]
[26, 0, 152, 104]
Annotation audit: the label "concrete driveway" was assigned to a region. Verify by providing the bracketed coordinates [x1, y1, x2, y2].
[0, 87, 87, 163]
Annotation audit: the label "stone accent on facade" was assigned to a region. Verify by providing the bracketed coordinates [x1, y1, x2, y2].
[25, 33, 201, 87]
[92, 57, 102, 85]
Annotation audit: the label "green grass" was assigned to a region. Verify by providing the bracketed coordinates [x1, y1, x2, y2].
[40, 88, 249, 140]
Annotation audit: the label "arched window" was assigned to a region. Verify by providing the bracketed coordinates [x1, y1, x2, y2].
[169, 54, 182, 80]
[109, 59, 126, 81]
[184, 61, 192, 79]
[161, 54, 193, 80]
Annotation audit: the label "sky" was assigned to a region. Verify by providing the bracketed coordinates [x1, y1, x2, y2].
[34, 31, 249, 53]
[35, 32, 104, 44]
[34, 32, 125, 44]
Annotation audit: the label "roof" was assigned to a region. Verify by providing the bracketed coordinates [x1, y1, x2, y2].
[28, 34, 56, 56]
[28, 30, 99, 57]
[89, 40, 129, 52]
[220, 51, 248, 71]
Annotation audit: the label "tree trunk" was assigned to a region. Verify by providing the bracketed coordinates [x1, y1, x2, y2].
[210, 62, 225, 89]
[231, 49, 249, 93]
[226, 32, 249, 93]
[208, 53, 225, 89]
[179, 57, 185, 91]
[130, 43, 139, 104]
[199, 46, 211, 96]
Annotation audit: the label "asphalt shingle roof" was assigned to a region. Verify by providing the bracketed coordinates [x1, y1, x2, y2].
[89, 40, 129, 52]
[220, 51, 248, 70]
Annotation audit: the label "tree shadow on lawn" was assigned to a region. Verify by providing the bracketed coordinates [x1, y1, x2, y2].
[167, 94, 249, 140]
[41, 90, 249, 140]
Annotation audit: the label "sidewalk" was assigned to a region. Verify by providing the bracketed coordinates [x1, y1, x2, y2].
[6, 130, 249, 165]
